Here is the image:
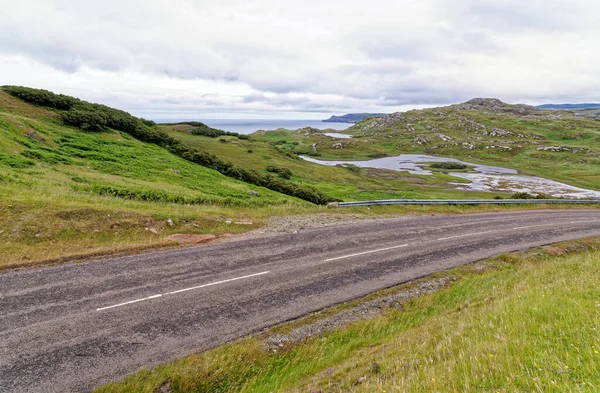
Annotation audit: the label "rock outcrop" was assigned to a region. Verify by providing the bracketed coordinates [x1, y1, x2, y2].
[452, 98, 540, 116]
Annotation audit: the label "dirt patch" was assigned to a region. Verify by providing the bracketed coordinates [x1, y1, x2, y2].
[154, 379, 172, 393]
[263, 276, 454, 352]
[0, 90, 56, 119]
[171, 124, 195, 132]
[165, 234, 217, 244]
[544, 246, 566, 256]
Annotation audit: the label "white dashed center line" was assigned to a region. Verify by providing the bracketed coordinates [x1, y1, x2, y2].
[96, 271, 270, 312]
[324, 244, 409, 262]
[437, 231, 492, 241]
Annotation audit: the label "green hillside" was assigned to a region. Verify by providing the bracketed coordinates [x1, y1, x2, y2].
[0, 89, 315, 268]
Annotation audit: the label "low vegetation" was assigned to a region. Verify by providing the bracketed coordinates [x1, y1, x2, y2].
[428, 162, 469, 170]
[1, 86, 334, 205]
[96, 237, 600, 393]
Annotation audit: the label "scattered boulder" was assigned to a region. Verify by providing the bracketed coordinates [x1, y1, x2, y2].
[435, 133, 453, 141]
[247, 190, 260, 196]
[311, 142, 320, 154]
[24, 130, 45, 142]
[486, 127, 513, 137]
[536, 146, 588, 154]
[485, 145, 513, 151]
[166, 219, 174, 227]
[413, 135, 429, 145]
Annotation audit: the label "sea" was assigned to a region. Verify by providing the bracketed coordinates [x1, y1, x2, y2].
[152, 119, 351, 135]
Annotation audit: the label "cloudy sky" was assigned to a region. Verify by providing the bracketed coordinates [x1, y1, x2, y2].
[1, 0, 599, 119]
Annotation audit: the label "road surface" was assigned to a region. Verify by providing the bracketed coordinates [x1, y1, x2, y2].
[2, 210, 600, 392]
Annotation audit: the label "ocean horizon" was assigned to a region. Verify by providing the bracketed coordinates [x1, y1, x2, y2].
[151, 119, 352, 134]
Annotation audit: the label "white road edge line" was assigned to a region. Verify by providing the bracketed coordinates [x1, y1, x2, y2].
[514, 220, 600, 230]
[324, 244, 409, 262]
[437, 231, 492, 241]
[513, 223, 554, 230]
[96, 271, 270, 312]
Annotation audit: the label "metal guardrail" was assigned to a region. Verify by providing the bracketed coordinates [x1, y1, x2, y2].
[330, 199, 600, 207]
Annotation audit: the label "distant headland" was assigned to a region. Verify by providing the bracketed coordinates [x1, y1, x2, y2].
[322, 113, 385, 123]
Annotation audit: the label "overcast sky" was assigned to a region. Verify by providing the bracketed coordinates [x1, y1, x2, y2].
[1, 0, 599, 119]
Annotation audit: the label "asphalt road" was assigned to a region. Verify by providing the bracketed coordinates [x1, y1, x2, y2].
[2, 210, 600, 392]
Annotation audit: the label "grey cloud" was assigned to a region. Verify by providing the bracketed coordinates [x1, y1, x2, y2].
[0, 0, 599, 117]
[463, 0, 576, 31]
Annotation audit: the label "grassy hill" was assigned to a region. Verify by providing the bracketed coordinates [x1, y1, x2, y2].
[0, 88, 319, 268]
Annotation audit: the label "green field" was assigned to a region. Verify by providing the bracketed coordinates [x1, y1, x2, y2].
[96, 237, 600, 393]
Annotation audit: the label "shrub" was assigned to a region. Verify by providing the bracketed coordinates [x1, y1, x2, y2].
[511, 192, 552, 200]
[189, 123, 241, 138]
[266, 165, 293, 179]
[429, 162, 468, 170]
[342, 164, 360, 173]
[2, 85, 78, 109]
[61, 109, 108, 131]
[0, 154, 35, 168]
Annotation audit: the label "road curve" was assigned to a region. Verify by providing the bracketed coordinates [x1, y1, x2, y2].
[1, 210, 600, 392]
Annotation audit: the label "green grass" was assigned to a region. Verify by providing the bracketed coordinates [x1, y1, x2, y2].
[95, 237, 600, 393]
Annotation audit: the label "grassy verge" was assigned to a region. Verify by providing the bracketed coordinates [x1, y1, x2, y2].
[96, 237, 600, 393]
[3, 192, 597, 270]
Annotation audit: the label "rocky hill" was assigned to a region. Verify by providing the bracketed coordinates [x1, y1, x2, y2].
[450, 98, 541, 116]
